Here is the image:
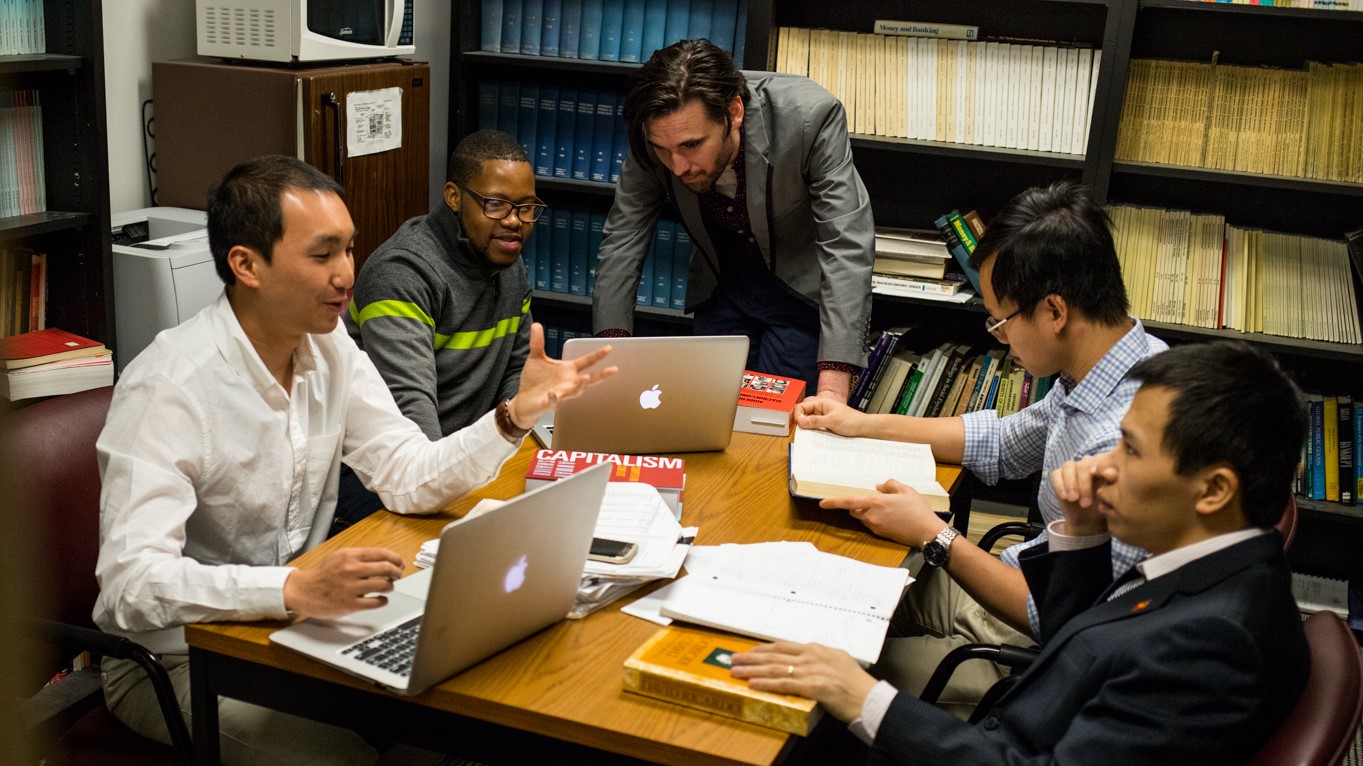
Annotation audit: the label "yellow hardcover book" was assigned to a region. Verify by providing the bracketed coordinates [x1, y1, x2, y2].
[622, 626, 823, 736]
[1324, 396, 1340, 501]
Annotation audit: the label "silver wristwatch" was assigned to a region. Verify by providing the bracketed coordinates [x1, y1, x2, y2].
[922, 526, 960, 568]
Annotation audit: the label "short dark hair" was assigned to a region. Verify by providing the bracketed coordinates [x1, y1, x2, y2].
[970, 180, 1128, 326]
[206, 155, 343, 285]
[447, 129, 530, 184]
[1129, 342, 1306, 528]
[623, 38, 750, 164]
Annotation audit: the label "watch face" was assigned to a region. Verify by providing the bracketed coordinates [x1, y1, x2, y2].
[924, 541, 948, 568]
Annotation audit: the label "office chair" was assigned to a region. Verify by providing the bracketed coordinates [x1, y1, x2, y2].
[5, 386, 191, 765]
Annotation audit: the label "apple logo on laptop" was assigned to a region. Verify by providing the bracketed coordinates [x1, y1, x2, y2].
[504, 554, 528, 593]
[639, 384, 662, 410]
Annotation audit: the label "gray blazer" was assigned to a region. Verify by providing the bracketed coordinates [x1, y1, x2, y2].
[592, 72, 875, 367]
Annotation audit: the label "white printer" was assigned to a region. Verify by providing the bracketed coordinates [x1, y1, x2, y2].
[111, 207, 220, 372]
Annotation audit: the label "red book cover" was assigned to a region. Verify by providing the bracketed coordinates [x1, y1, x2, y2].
[525, 450, 685, 517]
[734, 370, 806, 436]
[0, 327, 106, 370]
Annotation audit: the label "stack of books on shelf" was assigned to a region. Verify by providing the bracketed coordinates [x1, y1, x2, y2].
[1109, 204, 1362, 344]
[522, 207, 687, 311]
[774, 22, 1100, 155]
[851, 328, 1055, 418]
[871, 227, 969, 299]
[0, 327, 112, 401]
[1176, 0, 1359, 12]
[0, 89, 46, 218]
[1300, 393, 1359, 506]
[0, 2, 45, 55]
[0, 248, 45, 336]
[1116, 59, 1362, 184]
[480, 0, 747, 64]
[480, 82, 631, 185]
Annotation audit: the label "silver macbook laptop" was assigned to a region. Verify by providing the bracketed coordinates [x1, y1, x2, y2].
[270, 464, 611, 696]
[551, 335, 749, 454]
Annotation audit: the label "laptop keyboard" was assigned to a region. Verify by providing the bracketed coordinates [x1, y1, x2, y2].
[340, 615, 422, 677]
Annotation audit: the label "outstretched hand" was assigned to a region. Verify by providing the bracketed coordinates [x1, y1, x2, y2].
[508, 323, 618, 428]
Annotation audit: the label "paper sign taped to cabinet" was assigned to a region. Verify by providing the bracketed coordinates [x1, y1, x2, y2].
[346, 87, 403, 157]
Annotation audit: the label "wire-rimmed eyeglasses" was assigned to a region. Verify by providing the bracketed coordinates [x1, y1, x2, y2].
[984, 308, 1023, 338]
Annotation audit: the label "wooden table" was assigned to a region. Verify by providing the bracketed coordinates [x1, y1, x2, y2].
[187, 433, 962, 765]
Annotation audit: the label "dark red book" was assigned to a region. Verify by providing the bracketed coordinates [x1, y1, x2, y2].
[0, 328, 106, 370]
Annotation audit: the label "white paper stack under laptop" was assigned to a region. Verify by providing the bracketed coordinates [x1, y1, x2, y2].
[416, 484, 696, 618]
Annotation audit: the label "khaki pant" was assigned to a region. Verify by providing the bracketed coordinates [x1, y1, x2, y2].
[873, 561, 1034, 721]
[102, 654, 378, 766]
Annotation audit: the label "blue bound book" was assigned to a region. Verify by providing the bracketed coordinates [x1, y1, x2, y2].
[535, 86, 559, 177]
[598, 0, 625, 61]
[641, 0, 668, 60]
[933, 212, 982, 294]
[587, 211, 606, 296]
[539, 210, 559, 291]
[560, 0, 583, 58]
[497, 81, 521, 137]
[663, 0, 691, 46]
[1311, 395, 1326, 501]
[517, 83, 539, 161]
[572, 90, 597, 181]
[671, 224, 691, 310]
[541, 0, 562, 56]
[554, 88, 578, 178]
[500, 0, 523, 53]
[653, 221, 673, 309]
[520, 0, 543, 55]
[709, 0, 737, 54]
[687, 0, 713, 43]
[578, 0, 604, 60]
[619, 1, 645, 62]
[551, 209, 573, 292]
[522, 212, 540, 285]
[478, 80, 500, 131]
[611, 95, 629, 184]
[481, 0, 503, 52]
[591, 91, 618, 183]
[732, 0, 746, 65]
[569, 209, 591, 295]
[641, 224, 667, 306]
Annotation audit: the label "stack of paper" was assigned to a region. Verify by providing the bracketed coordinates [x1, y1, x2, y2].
[414, 485, 695, 619]
[624, 542, 912, 666]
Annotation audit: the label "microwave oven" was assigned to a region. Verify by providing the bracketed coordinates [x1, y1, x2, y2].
[196, 0, 414, 63]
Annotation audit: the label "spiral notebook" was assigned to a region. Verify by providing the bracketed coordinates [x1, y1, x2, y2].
[654, 543, 911, 665]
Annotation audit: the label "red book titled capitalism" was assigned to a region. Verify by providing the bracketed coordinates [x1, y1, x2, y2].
[525, 450, 685, 518]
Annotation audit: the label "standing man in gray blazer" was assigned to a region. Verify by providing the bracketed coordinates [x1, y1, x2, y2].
[592, 38, 875, 402]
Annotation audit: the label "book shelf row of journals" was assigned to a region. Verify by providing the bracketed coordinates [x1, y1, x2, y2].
[1109, 206, 1363, 344]
[851, 328, 1059, 420]
[0, 0, 45, 56]
[523, 209, 689, 311]
[1117, 60, 1362, 184]
[774, 27, 1101, 155]
[1302, 394, 1361, 506]
[1, 89, 47, 218]
[1, 248, 45, 338]
[480, 82, 628, 185]
[479, 0, 748, 65]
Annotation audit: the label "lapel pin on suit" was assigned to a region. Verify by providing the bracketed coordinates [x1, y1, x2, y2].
[1132, 599, 1152, 612]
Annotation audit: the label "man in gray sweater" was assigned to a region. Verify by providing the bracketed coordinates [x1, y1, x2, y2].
[339, 130, 546, 528]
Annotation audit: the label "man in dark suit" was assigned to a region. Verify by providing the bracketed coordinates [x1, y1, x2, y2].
[732, 341, 1310, 763]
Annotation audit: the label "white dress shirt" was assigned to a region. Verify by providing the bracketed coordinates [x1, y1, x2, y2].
[94, 293, 519, 654]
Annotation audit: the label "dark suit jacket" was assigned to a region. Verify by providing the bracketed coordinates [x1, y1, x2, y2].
[869, 533, 1309, 765]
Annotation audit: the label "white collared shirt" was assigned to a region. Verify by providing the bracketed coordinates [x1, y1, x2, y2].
[94, 293, 519, 654]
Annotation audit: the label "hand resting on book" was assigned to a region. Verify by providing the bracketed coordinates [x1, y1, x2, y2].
[819, 478, 950, 550]
[730, 640, 878, 723]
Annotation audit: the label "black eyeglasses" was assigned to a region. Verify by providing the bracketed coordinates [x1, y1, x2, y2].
[984, 308, 1023, 337]
[455, 183, 548, 223]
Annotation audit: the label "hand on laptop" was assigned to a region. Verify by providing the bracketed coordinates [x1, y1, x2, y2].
[283, 547, 405, 619]
[794, 397, 869, 437]
[508, 322, 619, 428]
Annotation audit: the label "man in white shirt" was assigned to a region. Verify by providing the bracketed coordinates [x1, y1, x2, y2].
[95, 155, 614, 764]
[732, 341, 1310, 763]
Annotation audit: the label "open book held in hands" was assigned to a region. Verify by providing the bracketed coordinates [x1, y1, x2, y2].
[788, 428, 950, 512]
